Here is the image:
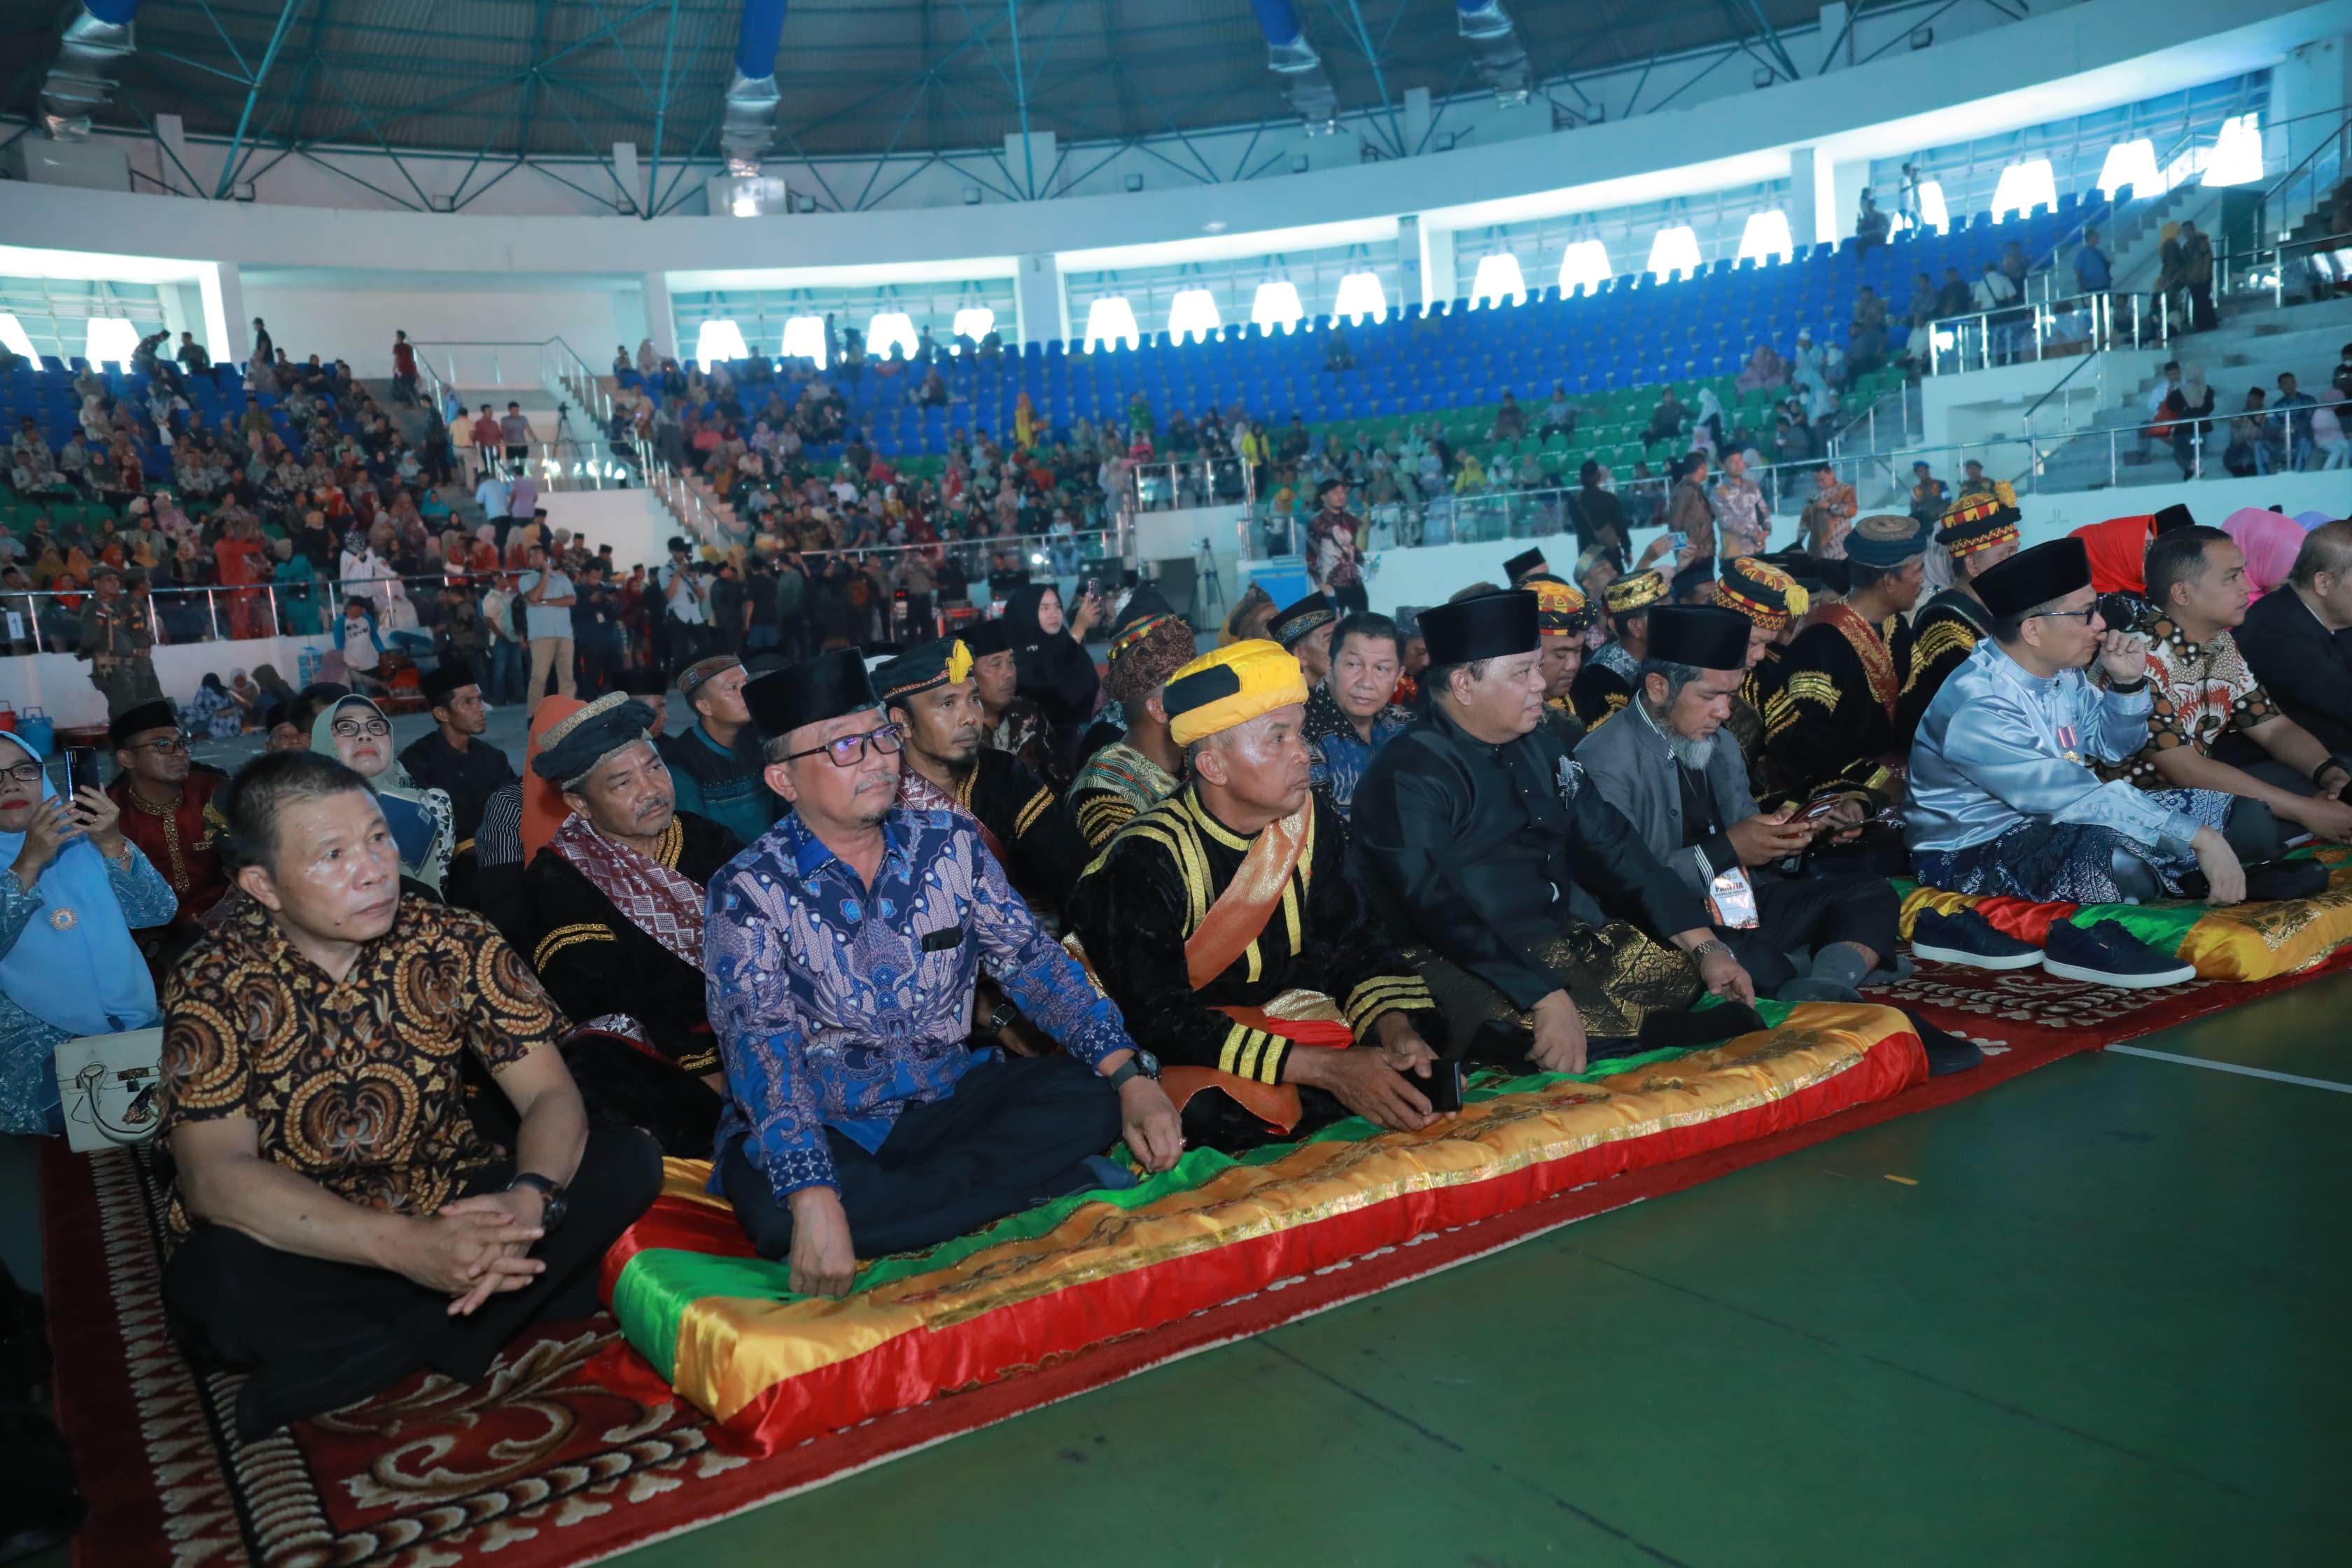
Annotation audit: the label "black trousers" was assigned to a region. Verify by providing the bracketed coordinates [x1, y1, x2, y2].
[720, 1055, 1119, 1261]
[162, 1126, 662, 1438]
[578, 635, 624, 696]
[1716, 872, 1903, 994]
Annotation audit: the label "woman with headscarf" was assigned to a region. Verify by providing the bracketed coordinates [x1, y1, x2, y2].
[181, 673, 243, 739]
[0, 730, 174, 1134]
[251, 663, 297, 713]
[310, 694, 454, 897]
[637, 338, 659, 377]
[2222, 507, 2306, 600]
[1001, 581, 1104, 733]
[1015, 391, 1039, 450]
[1736, 342, 1787, 393]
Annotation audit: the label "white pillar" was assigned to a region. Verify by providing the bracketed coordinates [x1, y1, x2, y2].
[612, 141, 643, 214]
[2274, 37, 2352, 170]
[205, 260, 247, 368]
[1402, 87, 1433, 155]
[1787, 146, 1821, 247]
[1420, 223, 1457, 311]
[1012, 253, 1066, 346]
[154, 113, 196, 197]
[1826, 157, 1872, 243]
[643, 271, 677, 361]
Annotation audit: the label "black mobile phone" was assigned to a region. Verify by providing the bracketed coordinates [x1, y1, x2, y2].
[1408, 1059, 1465, 1114]
[64, 747, 101, 797]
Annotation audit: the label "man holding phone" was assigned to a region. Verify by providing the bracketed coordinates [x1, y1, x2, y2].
[1067, 641, 1449, 1151]
[104, 700, 232, 982]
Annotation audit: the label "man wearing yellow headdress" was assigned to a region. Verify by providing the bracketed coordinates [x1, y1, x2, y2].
[1525, 573, 1597, 751]
[1567, 568, 1667, 730]
[1903, 487, 2022, 724]
[872, 636, 1091, 909]
[1712, 556, 1808, 788]
[1064, 640, 1444, 1151]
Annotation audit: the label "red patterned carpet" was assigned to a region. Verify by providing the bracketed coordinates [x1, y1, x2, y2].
[43, 950, 2352, 1567]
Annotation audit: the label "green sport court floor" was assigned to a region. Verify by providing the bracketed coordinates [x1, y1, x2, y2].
[6, 968, 2346, 1565]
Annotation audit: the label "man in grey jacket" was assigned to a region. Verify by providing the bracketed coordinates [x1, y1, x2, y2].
[1575, 605, 1904, 1004]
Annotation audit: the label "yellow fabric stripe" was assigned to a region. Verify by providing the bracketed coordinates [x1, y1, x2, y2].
[1216, 1022, 1250, 1077]
[1074, 794, 1135, 846]
[656, 1004, 1917, 1423]
[1281, 878, 1302, 955]
[1015, 787, 1053, 837]
[1234, 1028, 1266, 1081]
[1256, 1035, 1289, 1085]
[1347, 977, 1434, 1026]
[533, 925, 617, 967]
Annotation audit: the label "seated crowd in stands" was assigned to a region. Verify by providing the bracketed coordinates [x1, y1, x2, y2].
[7, 472, 2348, 1451]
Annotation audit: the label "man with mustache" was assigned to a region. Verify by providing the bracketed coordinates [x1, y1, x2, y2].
[1066, 641, 1444, 1151]
[874, 636, 1090, 909]
[524, 693, 739, 1156]
[157, 750, 659, 1439]
[704, 650, 1184, 1298]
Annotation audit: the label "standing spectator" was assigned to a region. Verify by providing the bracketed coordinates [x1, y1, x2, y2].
[1712, 450, 1770, 559]
[1665, 450, 1718, 570]
[2075, 227, 2113, 294]
[710, 559, 748, 654]
[1973, 262, 2022, 363]
[1800, 463, 1857, 560]
[2180, 220, 2217, 332]
[517, 543, 576, 713]
[659, 536, 713, 668]
[76, 564, 162, 717]
[470, 404, 503, 480]
[2331, 342, 2352, 400]
[1908, 461, 1949, 526]
[572, 559, 624, 696]
[499, 401, 531, 472]
[1854, 189, 1889, 253]
[390, 329, 418, 403]
[480, 573, 524, 705]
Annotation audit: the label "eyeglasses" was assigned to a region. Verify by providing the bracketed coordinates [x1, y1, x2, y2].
[2031, 607, 2102, 625]
[1, 762, 44, 785]
[782, 722, 904, 768]
[332, 718, 392, 738]
[125, 733, 188, 754]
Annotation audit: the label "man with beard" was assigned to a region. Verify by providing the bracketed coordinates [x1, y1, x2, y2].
[1352, 590, 1760, 1076]
[1577, 610, 1934, 1017]
[1070, 586, 1195, 846]
[104, 699, 232, 981]
[525, 693, 739, 1155]
[1764, 513, 1927, 815]
[873, 637, 1091, 908]
[398, 660, 517, 911]
[702, 650, 1184, 1296]
[1068, 640, 1443, 1151]
[1525, 575, 1595, 752]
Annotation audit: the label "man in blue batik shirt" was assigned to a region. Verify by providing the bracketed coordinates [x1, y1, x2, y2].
[704, 649, 1184, 1298]
[1905, 537, 2273, 988]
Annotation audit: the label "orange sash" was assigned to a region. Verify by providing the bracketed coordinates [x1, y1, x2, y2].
[1819, 603, 1900, 722]
[1184, 797, 1313, 989]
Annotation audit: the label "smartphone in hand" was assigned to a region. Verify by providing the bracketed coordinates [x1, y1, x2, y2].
[1406, 1059, 1466, 1114]
[64, 748, 101, 797]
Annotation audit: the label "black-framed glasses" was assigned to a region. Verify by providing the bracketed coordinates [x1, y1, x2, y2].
[124, 732, 188, 754]
[782, 722, 904, 768]
[1, 762, 43, 786]
[2031, 606, 2102, 625]
[332, 718, 392, 738]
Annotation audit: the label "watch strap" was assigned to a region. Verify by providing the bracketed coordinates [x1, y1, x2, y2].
[1105, 1058, 1142, 1090]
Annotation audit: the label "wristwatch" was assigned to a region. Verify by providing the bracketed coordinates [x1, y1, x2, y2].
[2313, 753, 2352, 788]
[1105, 1049, 1161, 1090]
[986, 1001, 1021, 1033]
[1688, 938, 1730, 961]
[507, 1171, 568, 1232]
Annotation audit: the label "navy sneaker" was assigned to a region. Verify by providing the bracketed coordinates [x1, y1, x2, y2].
[2040, 919, 2198, 989]
[1910, 908, 2043, 970]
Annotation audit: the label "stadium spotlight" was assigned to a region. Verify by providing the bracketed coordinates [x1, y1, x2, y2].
[1124, 174, 1144, 192]
[963, 188, 982, 205]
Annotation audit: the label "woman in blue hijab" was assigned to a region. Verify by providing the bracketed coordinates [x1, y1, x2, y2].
[0, 731, 176, 1134]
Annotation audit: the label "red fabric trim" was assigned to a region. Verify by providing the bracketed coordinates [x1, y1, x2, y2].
[699, 1030, 1928, 1456]
[1967, 895, 2080, 944]
[599, 1188, 755, 1305]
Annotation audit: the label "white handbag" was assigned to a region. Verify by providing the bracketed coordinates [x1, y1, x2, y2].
[53, 1028, 167, 1153]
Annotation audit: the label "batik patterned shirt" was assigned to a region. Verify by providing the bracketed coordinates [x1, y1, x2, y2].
[705, 807, 1134, 1200]
[2098, 619, 2277, 787]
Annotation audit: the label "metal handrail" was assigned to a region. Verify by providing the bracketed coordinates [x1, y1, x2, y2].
[1925, 289, 2168, 376]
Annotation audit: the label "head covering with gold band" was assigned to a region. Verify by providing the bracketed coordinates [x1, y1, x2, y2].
[1525, 573, 1596, 636]
[1161, 640, 1311, 747]
[1602, 569, 1667, 615]
[1935, 483, 2021, 559]
[1714, 556, 1808, 632]
[1270, 591, 1338, 650]
[870, 637, 975, 706]
[530, 692, 660, 784]
[674, 653, 742, 701]
[1102, 584, 1200, 702]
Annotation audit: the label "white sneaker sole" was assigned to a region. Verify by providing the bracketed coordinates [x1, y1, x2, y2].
[2041, 956, 2199, 990]
[1910, 939, 2043, 971]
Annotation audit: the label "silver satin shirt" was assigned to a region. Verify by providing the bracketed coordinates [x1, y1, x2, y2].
[1905, 640, 2202, 856]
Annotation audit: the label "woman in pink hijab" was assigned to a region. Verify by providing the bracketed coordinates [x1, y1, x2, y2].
[2220, 507, 2306, 600]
